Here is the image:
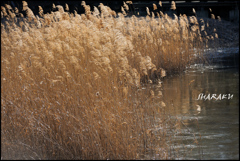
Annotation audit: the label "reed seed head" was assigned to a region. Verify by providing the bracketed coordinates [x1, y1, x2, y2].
[170, 1, 176, 10]
[65, 3, 69, 11]
[159, 1, 162, 7]
[153, 4, 157, 10]
[146, 7, 150, 16]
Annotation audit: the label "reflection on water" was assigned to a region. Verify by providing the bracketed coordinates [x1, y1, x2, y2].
[158, 50, 239, 159]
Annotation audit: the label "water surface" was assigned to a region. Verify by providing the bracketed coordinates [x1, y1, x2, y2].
[160, 48, 239, 159]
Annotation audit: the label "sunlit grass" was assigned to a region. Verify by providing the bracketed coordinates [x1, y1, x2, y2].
[1, 1, 223, 159]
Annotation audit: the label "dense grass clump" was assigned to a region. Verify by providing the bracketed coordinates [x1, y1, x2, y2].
[1, 1, 223, 159]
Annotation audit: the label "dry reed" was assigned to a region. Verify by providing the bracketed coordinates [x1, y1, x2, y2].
[1, 1, 223, 160]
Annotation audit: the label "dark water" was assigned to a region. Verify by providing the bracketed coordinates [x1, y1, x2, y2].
[161, 48, 239, 159]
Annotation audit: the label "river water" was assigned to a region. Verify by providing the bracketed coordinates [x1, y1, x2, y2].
[159, 48, 239, 159]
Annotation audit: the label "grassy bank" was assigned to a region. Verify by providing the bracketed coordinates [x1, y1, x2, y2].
[1, 1, 222, 159]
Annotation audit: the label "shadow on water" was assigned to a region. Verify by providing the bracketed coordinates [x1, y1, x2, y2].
[158, 47, 239, 159]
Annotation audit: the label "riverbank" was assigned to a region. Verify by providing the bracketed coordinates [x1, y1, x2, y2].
[202, 18, 239, 48]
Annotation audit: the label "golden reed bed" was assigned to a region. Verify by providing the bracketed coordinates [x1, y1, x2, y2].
[1, 1, 220, 159]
